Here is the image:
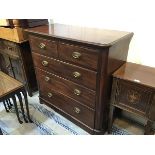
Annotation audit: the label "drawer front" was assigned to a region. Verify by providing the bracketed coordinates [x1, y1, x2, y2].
[58, 42, 99, 70]
[115, 80, 152, 115]
[0, 40, 19, 58]
[36, 68, 96, 108]
[29, 35, 58, 58]
[39, 84, 95, 128]
[33, 53, 97, 90]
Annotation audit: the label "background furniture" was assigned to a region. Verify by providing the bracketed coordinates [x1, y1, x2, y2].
[0, 38, 37, 96]
[0, 19, 48, 28]
[26, 23, 133, 134]
[0, 71, 32, 124]
[108, 62, 155, 134]
[8, 19, 48, 28]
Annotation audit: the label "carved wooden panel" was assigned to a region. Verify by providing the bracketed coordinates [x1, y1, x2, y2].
[115, 80, 152, 115]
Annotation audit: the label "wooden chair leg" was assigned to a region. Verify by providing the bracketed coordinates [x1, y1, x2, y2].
[16, 92, 28, 123]
[6, 99, 12, 109]
[3, 100, 9, 112]
[144, 120, 153, 135]
[7, 98, 13, 107]
[11, 95, 23, 124]
[21, 89, 33, 123]
[108, 105, 115, 134]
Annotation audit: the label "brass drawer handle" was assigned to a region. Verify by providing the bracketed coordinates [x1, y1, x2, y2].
[74, 107, 81, 114]
[45, 76, 50, 82]
[72, 71, 81, 78]
[74, 89, 81, 96]
[72, 52, 81, 59]
[42, 61, 48, 66]
[39, 43, 46, 49]
[48, 93, 53, 98]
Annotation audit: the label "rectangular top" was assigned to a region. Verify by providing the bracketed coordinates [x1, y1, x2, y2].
[0, 71, 23, 98]
[113, 62, 155, 89]
[25, 23, 133, 47]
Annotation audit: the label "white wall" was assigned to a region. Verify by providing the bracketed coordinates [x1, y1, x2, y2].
[50, 0, 155, 67]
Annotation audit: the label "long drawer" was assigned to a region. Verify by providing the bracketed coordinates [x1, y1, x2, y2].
[36, 68, 96, 109]
[58, 42, 99, 70]
[39, 82, 95, 128]
[32, 53, 97, 90]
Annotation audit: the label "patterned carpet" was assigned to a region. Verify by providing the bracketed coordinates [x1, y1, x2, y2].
[0, 93, 131, 135]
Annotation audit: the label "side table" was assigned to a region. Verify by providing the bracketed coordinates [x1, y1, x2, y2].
[0, 71, 32, 124]
[108, 62, 155, 135]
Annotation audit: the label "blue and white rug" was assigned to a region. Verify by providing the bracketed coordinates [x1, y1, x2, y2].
[0, 93, 131, 135]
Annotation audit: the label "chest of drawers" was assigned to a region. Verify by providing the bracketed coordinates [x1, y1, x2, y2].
[26, 24, 133, 134]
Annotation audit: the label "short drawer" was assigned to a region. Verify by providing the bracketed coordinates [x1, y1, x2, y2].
[33, 53, 97, 90]
[0, 40, 19, 58]
[29, 35, 58, 58]
[39, 84, 95, 128]
[36, 68, 96, 109]
[58, 42, 99, 70]
[113, 79, 152, 116]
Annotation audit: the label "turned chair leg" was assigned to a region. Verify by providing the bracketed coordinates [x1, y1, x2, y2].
[16, 92, 28, 123]
[11, 95, 23, 124]
[6, 99, 12, 109]
[7, 99, 13, 107]
[21, 89, 33, 123]
[3, 100, 9, 112]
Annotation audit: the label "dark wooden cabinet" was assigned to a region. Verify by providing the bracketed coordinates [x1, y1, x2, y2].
[0, 38, 37, 96]
[108, 62, 155, 134]
[26, 24, 133, 134]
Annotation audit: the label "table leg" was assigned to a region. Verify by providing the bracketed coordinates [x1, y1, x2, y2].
[3, 100, 9, 112]
[144, 120, 153, 135]
[16, 92, 28, 123]
[108, 105, 115, 134]
[21, 89, 33, 123]
[11, 95, 23, 124]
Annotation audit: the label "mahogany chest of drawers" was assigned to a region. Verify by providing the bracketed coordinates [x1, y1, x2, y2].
[26, 24, 133, 134]
[108, 62, 155, 134]
[0, 39, 37, 96]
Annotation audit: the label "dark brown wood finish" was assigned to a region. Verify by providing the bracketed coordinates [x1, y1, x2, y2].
[113, 62, 155, 89]
[58, 42, 99, 70]
[0, 39, 37, 96]
[108, 62, 155, 134]
[32, 53, 97, 90]
[36, 68, 96, 109]
[39, 83, 95, 128]
[25, 24, 132, 46]
[29, 35, 58, 58]
[26, 23, 133, 134]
